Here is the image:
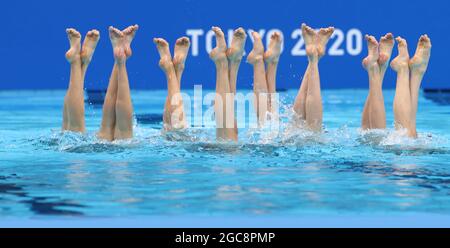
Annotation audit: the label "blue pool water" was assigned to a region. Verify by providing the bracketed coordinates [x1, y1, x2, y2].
[0, 89, 449, 226]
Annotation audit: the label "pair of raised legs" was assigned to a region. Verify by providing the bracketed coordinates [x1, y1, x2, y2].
[392, 35, 432, 138]
[361, 33, 395, 130]
[97, 25, 139, 141]
[63, 28, 100, 133]
[361, 34, 432, 138]
[209, 27, 248, 141]
[293, 24, 335, 132]
[247, 31, 283, 126]
[153, 37, 191, 131]
[63, 26, 137, 141]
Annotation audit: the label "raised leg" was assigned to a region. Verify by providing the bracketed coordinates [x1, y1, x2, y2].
[264, 32, 282, 114]
[155, 38, 187, 131]
[300, 24, 334, 131]
[63, 28, 85, 133]
[98, 27, 123, 141]
[378, 33, 395, 82]
[293, 24, 318, 121]
[371, 33, 394, 129]
[174, 37, 191, 87]
[391, 37, 413, 135]
[114, 25, 138, 140]
[98, 63, 118, 141]
[361, 34, 391, 130]
[227, 28, 247, 136]
[361, 35, 378, 129]
[247, 31, 269, 127]
[210, 26, 236, 141]
[409, 35, 432, 138]
[172, 37, 190, 129]
[293, 64, 310, 120]
[227, 28, 247, 94]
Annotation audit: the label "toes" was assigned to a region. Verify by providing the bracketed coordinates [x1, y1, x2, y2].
[268, 32, 282, 51]
[153, 38, 168, 47]
[176, 37, 190, 46]
[366, 35, 378, 46]
[319, 27, 334, 37]
[212, 26, 224, 37]
[396, 36, 407, 47]
[234, 27, 246, 36]
[109, 26, 123, 38]
[251, 31, 265, 50]
[250, 31, 265, 47]
[66, 28, 81, 38]
[86, 30, 100, 39]
[271, 32, 282, 42]
[381, 33, 394, 42]
[301, 23, 317, 45]
[396, 37, 409, 55]
[212, 26, 227, 49]
[124, 24, 139, 35]
[419, 34, 432, 48]
[251, 31, 261, 41]
[302, 24, 316, 36]
[91, 30, 100, 39]
[365, 35, 379, 56]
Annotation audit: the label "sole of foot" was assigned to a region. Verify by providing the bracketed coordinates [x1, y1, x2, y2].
[122, 25, 139, 58]
[81, 29, 100, 65]
[246, 31, 265, 64]
[378, 33, 395, 66]
[390, 37, 410, 72]
[227, 27, 247, 62]
[264, 32, 283, 63]
[317, 26, 335, 58]
[210, 26, 228, 62]
[301, 23, 319, 58]
[153, 38, 174, 70]
[362, 35, 379, 69]
[173, 37, 191, 69]
[409, 35, 432, 73]
[65, 28, 82, 62]
[109, 26, 126, 63]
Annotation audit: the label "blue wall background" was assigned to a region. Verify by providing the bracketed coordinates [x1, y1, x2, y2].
[0, 0, 448, 90]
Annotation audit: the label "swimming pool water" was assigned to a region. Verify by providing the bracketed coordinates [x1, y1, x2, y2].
[0, 89, 449, 223]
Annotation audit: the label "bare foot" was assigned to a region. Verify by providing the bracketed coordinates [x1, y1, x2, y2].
[409, 35, 432, 74]
[109, 26, 126, 64]
[378, 33, 395, 67]
[317, 26, 335, 58]
[81, 29, 100, 65]
[122, 24, 139, 58]
[173, 37, 191, 70]
[362, 35, 379, 69]
[264, 32, 283, 63]
[301, 24, 319, 60]
[65, 28, 81, 63]
[209, 26, 228, 62]
[153, 38, 173, 71]
[227, 27, 247, 62]
[246, 31, 265, 64]
[390, 37, 410, 72]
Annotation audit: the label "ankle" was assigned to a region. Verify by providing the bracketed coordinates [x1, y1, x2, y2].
[265, 58, 279, 65]
[248, 56, 264, 65]
[308, 56, 319, 64]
